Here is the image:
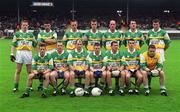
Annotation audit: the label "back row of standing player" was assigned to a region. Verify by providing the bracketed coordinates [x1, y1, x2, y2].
[10, 19, 171, 97]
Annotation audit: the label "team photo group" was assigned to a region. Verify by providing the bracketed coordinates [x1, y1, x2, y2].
[10, 18, 171, 98]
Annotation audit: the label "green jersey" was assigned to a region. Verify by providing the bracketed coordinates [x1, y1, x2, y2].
[63, 30, 83, 50]
[123, 49, 140, 70]
[32, 53, 53, 71]
[85, 30, 103, 51]
[147, 28, 171, 49]
[87, 51, 106, 69]
[67, 49, 88, 71]
[51, 50, 69, 71]
[37, 30, 57, 51]
[104, 50, 125, 69]
[103, 30, 123, 50]
[12, 30, 37, 51]
[124, 29, 144, 50]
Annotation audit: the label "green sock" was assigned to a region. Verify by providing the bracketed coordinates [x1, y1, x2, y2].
[100, 82, 104, 86]
[119, 87, 124, 90]
[53, 86, 57, 91]
[84, 85, 90, 91]
[109, 86, 112, 90]
[70, 86, 75, 91]
[39, 82, 43, 87]
[62, 83, 67, 89]
[14, 83, 19, 89]
[25, 87, 30, 94]
[135, 86, 140, 90]
[43, 87, 48, 94]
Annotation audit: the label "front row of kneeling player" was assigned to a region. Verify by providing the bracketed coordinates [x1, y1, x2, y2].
[21, 39, 168, 98]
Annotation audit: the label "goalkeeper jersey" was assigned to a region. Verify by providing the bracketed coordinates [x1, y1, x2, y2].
[124, 29, 144, 50]
[103, 29, 123, 50]
[147, 28, 171, 49]
[67, 49, 88, 71]
[85, 30, 103, 51]
[12, 30, 37, 51]
[32, 53, 53, 71]
[140, 51, 163, 70]
[51, 49, 69, 71]
[37, 30, 57, 51]
[63, 29, 83, 50]
[123, 49, 140, 70]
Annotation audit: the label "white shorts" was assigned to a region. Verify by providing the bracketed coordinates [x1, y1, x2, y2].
[16, 50, 32, 64]
[151, 69, 159, 77]
[156, 49, 165, 62]
[111, 70, 120, 77]
[46, 49, 56, 54]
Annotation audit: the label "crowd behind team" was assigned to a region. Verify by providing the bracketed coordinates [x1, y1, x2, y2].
[10, 18, 171, 98]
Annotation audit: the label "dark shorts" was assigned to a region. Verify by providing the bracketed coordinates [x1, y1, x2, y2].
[74, 70, 85, 76]
[128, 70, 137, 77]
[93, 71, 102, 77]
[57, 71, 64, 78]
[34, 73, 44, 79]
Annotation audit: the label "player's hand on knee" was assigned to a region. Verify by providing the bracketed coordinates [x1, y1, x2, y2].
[10, 54, 16, 62]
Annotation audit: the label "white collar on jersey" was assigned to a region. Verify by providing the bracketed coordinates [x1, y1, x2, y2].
[110, 50, 118, 55]
[56, 49, 64, 55]
[152, 28, 161, 32]
[44, 30, 52, 33]
[90, 29, 98, 34]
[19, 30, 29, 33]
[75, 48, 83, 54]
[38, 52, 48, 58]
[70, 29, 79, 33]
[108, 29, 117, 34]
[128, 48, 136, 54]
[129, 29, 138, 33]
[93, 51, 101, 56]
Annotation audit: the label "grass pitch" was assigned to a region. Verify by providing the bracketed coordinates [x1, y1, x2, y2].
[0, 39, 180, 112]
